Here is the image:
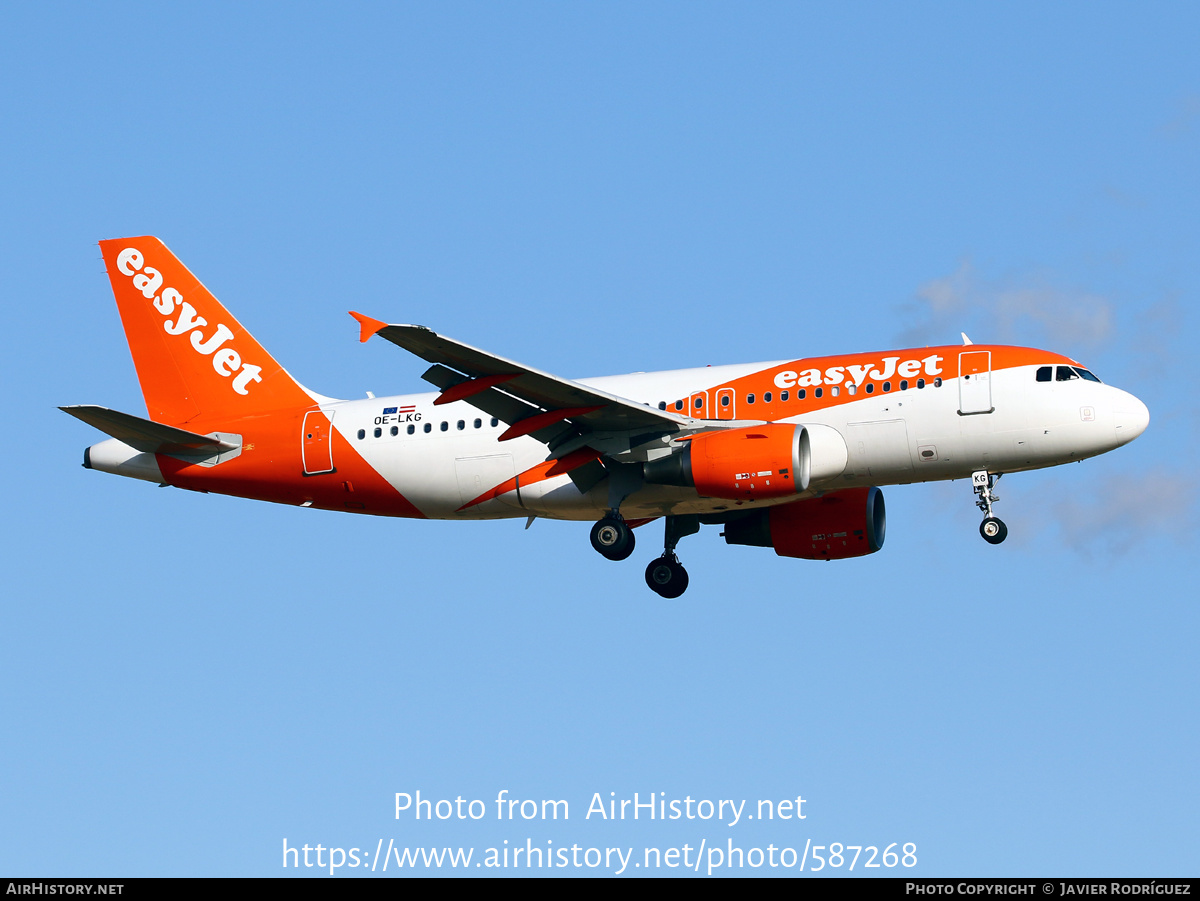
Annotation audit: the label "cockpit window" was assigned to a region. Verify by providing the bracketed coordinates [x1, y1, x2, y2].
[1039, 364, 1101, 383]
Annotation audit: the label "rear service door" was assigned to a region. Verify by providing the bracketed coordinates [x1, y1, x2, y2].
[302, 410, 335, 475]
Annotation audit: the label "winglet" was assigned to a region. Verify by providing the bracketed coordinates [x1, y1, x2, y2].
[349, 311, 388, 343]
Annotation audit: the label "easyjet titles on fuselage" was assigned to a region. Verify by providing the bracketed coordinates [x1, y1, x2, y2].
[772, 354, 945, 391]
[114, 246, 264, 396]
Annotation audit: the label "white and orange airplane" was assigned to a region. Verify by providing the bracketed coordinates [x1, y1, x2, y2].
[64, 237, 1150, 597]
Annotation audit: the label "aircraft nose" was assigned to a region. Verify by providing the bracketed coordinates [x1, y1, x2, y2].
[1114, 393, 1149, 446]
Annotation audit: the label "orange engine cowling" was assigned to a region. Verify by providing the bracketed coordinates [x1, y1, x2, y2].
[643, 423, 848, 500]
[688, 423, 803, 500]
[723, 487, 886, 560]
[643, 423, 801, 500]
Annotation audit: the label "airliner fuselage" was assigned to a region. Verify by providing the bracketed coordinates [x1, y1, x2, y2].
[67, 237, 1149, 597]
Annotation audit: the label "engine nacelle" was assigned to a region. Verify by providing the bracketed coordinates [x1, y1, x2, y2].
[644, 423, 848, 500]
[723, 486, 886, 560]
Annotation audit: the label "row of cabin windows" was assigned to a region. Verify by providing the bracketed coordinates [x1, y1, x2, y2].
[343, 367, 1099, 443]
[659, 377, 944, 411]
[1036, 365, 1101, 383]
[357, 417, 501, 440]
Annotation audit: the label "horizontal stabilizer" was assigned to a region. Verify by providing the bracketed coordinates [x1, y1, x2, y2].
[60, 405, 238, 456]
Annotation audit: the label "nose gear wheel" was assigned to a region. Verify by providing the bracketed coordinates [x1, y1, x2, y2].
[972, 470, 1008, 545]
[980, 517, 1008, 544]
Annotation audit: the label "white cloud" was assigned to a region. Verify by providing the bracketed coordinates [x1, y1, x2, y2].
[898, 259, 1114, 355]
[992, 286, 1113, 347]
[1161, 95, 1200, 139]
[1047, 469, 1196, 558]
[1128, 294, 1183, 382]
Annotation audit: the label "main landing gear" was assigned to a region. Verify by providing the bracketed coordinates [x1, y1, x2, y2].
[645, 555, 688, 599]
[590, 514, 635, 561]
[590, 463, 642, 562]
[644, 515, 699, 599]
[588, 512, 699, 598]
[972, 470, 1008, 545]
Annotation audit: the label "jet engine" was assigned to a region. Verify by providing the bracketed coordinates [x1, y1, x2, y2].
[722, 486, 886, 560]
[643, 423, 847, 500]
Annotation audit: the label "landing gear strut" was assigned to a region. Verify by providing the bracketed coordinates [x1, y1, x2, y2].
[645, 515, 699, 598]
[590, 463, 642, 562]
[972, 470, 1008, 545]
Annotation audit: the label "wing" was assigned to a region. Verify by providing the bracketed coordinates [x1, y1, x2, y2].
[350, 313, 702, 452]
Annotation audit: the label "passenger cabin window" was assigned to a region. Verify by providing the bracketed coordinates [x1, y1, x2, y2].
[373, 427, 382, 438]
[1036, 366, 1053, 382]
[798, 389, 806, 399]
[390, 426, 398, 436]
[491, 418, 499, 427]
[747, 394, 755, 404]
[675, 400, 684, 411]
[764, 391, 773, 403]
[407, 425, 415, 435]
[814, 387, 823, 398]
[917, 378, 925, 388]
[424, 423, 432, 433]
[780, 390, 789, 401]
[474, 418, 482, 428]
[357, 429, 365, 440]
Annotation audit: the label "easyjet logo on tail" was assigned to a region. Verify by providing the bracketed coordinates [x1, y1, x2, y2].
[115, 247, 262, 395]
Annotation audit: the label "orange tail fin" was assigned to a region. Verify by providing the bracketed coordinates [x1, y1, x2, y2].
[99, 237, 318, 426]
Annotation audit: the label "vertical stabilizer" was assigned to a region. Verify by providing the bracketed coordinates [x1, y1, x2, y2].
[98, 236, 316, 426]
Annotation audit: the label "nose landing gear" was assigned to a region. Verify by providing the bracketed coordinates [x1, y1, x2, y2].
[972, 470, 1008, 545]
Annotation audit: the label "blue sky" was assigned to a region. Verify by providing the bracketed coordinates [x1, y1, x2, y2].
[2, 2, 1197, 877]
